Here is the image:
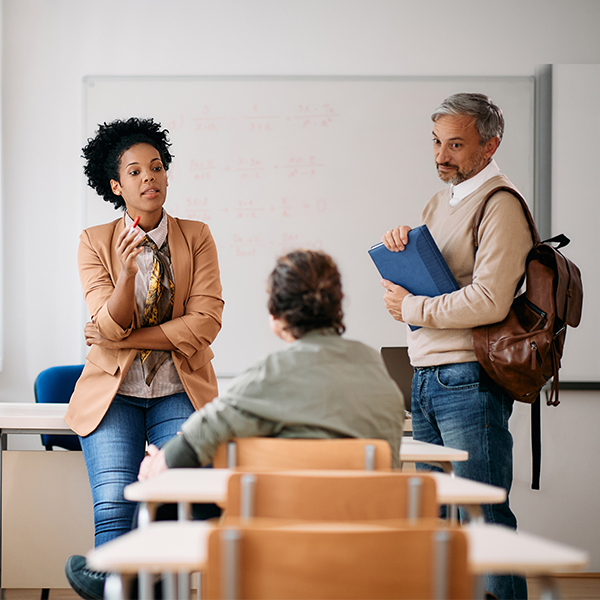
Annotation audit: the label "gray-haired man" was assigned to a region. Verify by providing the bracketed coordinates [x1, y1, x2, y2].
[381, 93, 532, 600]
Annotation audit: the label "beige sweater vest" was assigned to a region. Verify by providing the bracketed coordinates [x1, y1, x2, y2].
[402, 174, 533, 368]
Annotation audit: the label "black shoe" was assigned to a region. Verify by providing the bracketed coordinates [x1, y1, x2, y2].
[65, 554, 106, 600]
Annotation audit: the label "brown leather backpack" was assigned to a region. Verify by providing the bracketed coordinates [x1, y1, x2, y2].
[471, 186, 583, 405]
[471, 187, 583, 488]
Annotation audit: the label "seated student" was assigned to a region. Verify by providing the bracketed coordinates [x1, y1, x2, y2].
[139, 249, 405, 480]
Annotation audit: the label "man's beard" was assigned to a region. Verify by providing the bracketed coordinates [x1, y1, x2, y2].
[436, 148, 488, 185]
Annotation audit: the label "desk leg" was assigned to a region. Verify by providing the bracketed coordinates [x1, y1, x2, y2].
[138, 502, 155, 598]
[0, 432, 6, 596]
[448, 503, 458, 523]
[465, 505, 485, 525]
[435, 462, 459, 523]
[177, 502, 192, 599]
[138, 502, 157, 529]
[178, 501, 192, 521]
[162, 573, 177, 599]
[178, 574, 190, 600]
[402, 459, 460, 523]
[139, 568, 154, 600]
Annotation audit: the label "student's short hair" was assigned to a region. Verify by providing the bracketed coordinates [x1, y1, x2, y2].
[82, 117, 173, 210]
[268, 250, 346, 339]
[431, 93, 504, 145]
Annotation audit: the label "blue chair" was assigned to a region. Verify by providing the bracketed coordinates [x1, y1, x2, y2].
[34, 365, 84, 451]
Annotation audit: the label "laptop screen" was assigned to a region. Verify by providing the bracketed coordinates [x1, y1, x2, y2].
[380, 347, 413, 411]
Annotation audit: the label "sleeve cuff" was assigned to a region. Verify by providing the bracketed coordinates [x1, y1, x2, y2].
[95, 304, 133, 341]
[401, 294, 419, 325]
[163, 434, 201, 469]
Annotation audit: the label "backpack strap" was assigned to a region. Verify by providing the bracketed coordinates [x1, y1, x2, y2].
[471, 185, 541, 249]
[544, 233, 570, 249]
[471, 186, 542, 490]
[531, 394, 541, 490]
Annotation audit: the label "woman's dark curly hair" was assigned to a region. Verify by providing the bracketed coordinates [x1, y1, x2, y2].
[82, 117, 173, 210]
[268, 249, 345, 339]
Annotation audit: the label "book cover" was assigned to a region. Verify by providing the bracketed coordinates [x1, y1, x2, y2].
[369, 224, 459, 331]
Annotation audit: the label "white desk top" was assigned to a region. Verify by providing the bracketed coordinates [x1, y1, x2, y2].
[87, 520, 588, 577]
[87, 521, 212, 573]
[466, 522, 589, 575]
[123, 438, 468, 504]
[0, 404, 460, 465]
[125, 468, 505, 507]
[0, 402, 71, 433]
[431, 472, 506, 505]
[126, 469, 231, 504]
[399, 438, 468, 463]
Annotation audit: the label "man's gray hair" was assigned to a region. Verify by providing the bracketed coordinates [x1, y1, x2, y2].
[431, 93, 504, 145]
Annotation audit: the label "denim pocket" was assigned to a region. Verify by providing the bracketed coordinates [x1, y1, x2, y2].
[436, 362, 480, 390]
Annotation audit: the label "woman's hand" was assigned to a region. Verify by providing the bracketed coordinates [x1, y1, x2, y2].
[105, 224, 144, 329]
[85, 320, 176, 352]
[115, 225, 144, 277]
[84, 321, 121, 349]
[138, 444, 168, 481]
[381, 225, 412, 252]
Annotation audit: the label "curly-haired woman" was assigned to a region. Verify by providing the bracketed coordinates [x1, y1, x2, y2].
[139, 249, 405, 480]
[65, 118, 223, 599]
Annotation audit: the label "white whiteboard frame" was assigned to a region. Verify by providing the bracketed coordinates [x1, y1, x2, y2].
[0, 10, 4, 372]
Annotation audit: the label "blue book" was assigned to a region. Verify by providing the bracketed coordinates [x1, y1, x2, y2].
[369, 224, 459, 331]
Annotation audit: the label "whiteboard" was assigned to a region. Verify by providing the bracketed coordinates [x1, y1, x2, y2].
[84, 76, 534, 376]
[552, 65, 600, 382]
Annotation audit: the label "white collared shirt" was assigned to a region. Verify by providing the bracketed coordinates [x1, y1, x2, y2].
[449, 159, 501, 207]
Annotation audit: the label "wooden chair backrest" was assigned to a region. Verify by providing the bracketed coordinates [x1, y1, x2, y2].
[213, 437, 392, 470]
[224, 471, 437, 522]
[205, 523, 473, 599]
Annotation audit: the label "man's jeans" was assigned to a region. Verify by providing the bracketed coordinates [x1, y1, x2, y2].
[411, 361, 527, 600]
[79, 392, 195, 547]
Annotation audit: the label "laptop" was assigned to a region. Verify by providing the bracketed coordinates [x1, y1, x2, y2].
[380, 347, 413, 412]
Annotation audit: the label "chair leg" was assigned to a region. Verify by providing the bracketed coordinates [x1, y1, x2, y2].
[41, 588, 50, 600]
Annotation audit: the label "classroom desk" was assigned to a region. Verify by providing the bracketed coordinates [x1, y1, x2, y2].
[88, 521, 211, 600]
[398, 438, 469, 520]
[0, 402, 93, 590]
[465, 522, 589, 575]
[125, 467, 505, 524]
[0, 402, 72, 441]
[0, 402, 464, 589]
[124, 438, 470, 517]
[0, 403, 74, 502]
[87, 520, 588, 600]
[430, 472, 505, 520]
[466, 522, 590, 599]
[399, 437, 468, 472]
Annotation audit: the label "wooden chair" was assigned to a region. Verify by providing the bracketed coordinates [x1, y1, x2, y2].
[223, 470, 437, 522]
[213, 437, 392, 470]
[205, 522, 474, 599]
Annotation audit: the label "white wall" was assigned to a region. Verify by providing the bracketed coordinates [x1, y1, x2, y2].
[2, 0, 600, 569]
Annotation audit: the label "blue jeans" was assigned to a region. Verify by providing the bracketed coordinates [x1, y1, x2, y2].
[79, 392, 194, 547]
[411, 362, 527, 600]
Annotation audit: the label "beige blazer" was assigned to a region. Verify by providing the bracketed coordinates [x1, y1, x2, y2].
[65, 214, 224, 437]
